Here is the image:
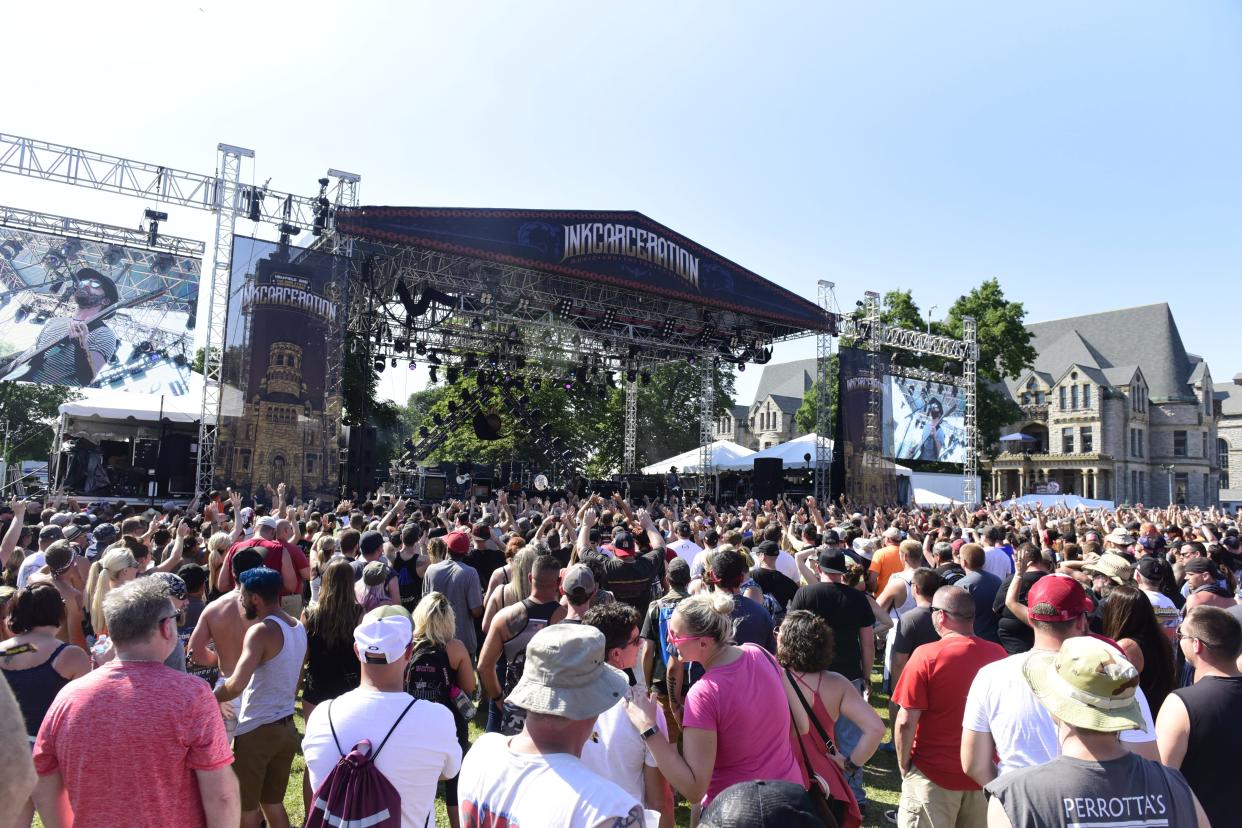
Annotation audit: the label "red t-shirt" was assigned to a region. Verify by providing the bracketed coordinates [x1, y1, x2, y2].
[891, 634, 1007, 791]
[33, 660, 233, 827]
[222, 538, 308, 596]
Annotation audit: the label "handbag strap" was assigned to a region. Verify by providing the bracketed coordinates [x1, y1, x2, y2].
[785, 667, 838, 755]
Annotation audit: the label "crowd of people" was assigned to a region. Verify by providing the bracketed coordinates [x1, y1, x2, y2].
[0, 485, 1241, 827]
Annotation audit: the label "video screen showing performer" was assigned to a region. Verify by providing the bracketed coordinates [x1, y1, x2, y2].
[885, 376, 968, 463]
[0, 227, 200, 392]
[6, 269, 119, 385]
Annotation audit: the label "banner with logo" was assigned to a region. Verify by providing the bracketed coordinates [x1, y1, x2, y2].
[334, 207, 830, 332]
[215, 236, 348, 501]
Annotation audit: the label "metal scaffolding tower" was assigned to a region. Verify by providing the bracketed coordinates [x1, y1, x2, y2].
[623, 379, 638, 473]
[815, 280, 837, 503]
[699, 361, 715, 499]
[962, 315, 979, 505]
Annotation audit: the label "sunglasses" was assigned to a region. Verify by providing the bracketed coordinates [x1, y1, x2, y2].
[666, 632, 710, 647]
[930, 606, 963, 618]
[79, 279, 105, 290]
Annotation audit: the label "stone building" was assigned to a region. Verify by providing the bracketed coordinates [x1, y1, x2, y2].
[991, 304, 1219, 506]
[713, 358, 816, 450]
[1214, 375, 1242, 509]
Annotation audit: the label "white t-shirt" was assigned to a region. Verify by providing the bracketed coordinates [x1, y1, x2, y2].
[1141, 588, 1181, 632]
[772, 549, 800, 583]
[580, 685, 667, 804]
[667, 538, 703, 568]
[460, 732, 649, 828]
[16, 551, 46, 588]
[303, 689, 462, 828]
[962, 647, 1155, 777]
[982, 545, 1015, 581]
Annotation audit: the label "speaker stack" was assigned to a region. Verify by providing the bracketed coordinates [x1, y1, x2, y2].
[752, 457, 785, 501]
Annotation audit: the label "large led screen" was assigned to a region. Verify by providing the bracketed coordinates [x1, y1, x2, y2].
[884, 375, 967, 464]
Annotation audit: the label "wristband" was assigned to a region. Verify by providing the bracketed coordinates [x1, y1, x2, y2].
[640, 725, 659, 741]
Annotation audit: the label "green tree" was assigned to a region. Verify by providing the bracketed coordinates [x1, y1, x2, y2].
[794, 355, 838, 435]
[0, 383, 78, 464]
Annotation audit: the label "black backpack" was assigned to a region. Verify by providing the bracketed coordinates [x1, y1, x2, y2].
[404, 644, 453, 708]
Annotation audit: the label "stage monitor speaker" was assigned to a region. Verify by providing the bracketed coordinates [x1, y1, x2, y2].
[473, 412, 503, 441]
[342, 425, 378, 494]
[422, 475, 447, 501]
[752, 457, 784, 501]
[133, 439, 160, 470]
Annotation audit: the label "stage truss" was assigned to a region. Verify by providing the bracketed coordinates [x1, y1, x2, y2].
[0, 132, 360, 498]
[340, 238, 819, 481]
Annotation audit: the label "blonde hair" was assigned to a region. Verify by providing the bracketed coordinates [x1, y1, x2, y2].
[674, 592, 735, 645]
[91, 546, 138, 635]
[426, 537, 448, 564]
[502, 547, 538, 605]
[207, 532, 233, 554]
[412, 591, 457, 649]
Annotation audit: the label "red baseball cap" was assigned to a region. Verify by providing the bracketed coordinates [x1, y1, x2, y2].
[1027, 574, 1094, 622]
[445, 531, 470, 556]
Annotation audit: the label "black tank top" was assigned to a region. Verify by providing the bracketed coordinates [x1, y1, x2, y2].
[3, 641, 72, 738]
[1171, 675, 1242, 828]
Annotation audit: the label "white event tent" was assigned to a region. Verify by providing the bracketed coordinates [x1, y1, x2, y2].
[640, 440, 755, 475]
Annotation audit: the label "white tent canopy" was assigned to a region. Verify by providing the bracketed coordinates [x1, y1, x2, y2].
[715, 433, 912, 476]
[913, 487, 959, 506]
[59, 386, 204, 424]
[641, 440, 755, 475]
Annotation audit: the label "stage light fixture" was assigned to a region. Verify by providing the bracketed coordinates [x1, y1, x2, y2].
[59, 239, 82, 260]
[415, 341, 426, 355]
[0, 241, 22, 260]
[408, 360, 417, 371]
[557, 298, 573, 317]
[519, 395, 530, 406]
[687, 355, 697, 366]
[428, 366, 438, 383]
[601, 308, 617, 327]
[427, 350, 441, 365]
[515, 355, 526, 369]
[433, 413, 444, 426]
[531, 378, 542, 391]
[488, 352, 499, 368]
[447, 366, 460, 383]
[419, 426, 430, 439]
[563, 380, 574, 391]
[470, 317, 483, 331]
[394, 340, 406, 353]
[246, 188, 263, 222]
[660, 318, 676, 339]
[374, 358, 385, 371]
[506, 324, 521, 341]
[738, 363, 746, 372]
[464, 354, 478, 369]
[574, 366, 587, 384]
[391, 357, 398, 368]
[626, 368, 637, 383]
[461, 389, 474, 403]
[640, 370, 651, 386]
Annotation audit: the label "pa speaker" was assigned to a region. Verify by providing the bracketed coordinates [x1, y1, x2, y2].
[752, 457, 784, 501]
[473, 412, 503, 441]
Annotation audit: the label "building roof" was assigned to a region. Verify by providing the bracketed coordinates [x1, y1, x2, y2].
[767, 394, 804, 414]
[1011, 303, 1201, 403]
[1215, 381, 1242, 417]
[753, 358, 817, 402]
[730, 404, 750, 420]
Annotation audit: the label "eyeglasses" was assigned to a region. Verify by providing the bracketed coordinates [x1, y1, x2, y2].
[930, 606, 961, 617]
[624, 632, 642, 649]
[666, 632, 711, 647]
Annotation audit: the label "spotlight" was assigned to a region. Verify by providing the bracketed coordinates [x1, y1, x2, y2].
[428, 350, 441, 365]
[0, 240, 22, 260]
[557, 298, 573, 317]
[738, 363, 745, 372]
[687, 355, 697, 366]
[470, 317, 483, 331]
[626, 368, 637, 383]
[246, 187, 263, 222]
[374, 358, 385, 371]
[574, 366, 587, 384]
[563, 380, 574, 391]
[464, 354, 478, 369]
[488, 352, 499, 368]
[640, 370, 651, 386]
[59, 239, 83, 260]
[419, 427, 430, 439]
[600, 308, 617, 327]
[402, 438, 416, 454]
[428, 366, 438, 383]
[391, 358, 398, 368]
[408, 360, 417, 371]
[415, 341, 427, 355]
[514, 355, 526, 369]
[433, 413, 444, 426]
[447, 366, 460, 383]
[660, 318, 676, 339]
[394, 340, 406, 353]
[531, 378, 542, 391]
[461, 389, 474, 403]
[506, 324, 521, 341]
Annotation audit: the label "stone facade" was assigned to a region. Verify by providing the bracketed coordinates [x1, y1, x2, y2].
[991, 304, 1219, 506]
[712, 359, 815, 449]
[1214, 375, 1242, 508]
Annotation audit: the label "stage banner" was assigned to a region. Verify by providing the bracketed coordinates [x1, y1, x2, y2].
[838, 346, 896, 505]
[216, 236, 349, 502]
[884, 375, 968, 464]
[335, 207, 832, 332]
[0, 226, 200, 392]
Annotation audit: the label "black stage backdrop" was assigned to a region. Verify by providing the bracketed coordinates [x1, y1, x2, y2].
[838, 346, 896, 506]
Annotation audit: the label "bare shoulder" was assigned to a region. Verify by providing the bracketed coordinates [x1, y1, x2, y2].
[54, 644, 91, 678]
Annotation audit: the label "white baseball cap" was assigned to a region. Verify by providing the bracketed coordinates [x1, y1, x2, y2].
[353, 606, 413, 665]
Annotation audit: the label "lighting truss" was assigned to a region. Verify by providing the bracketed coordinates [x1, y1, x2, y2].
[0, 204, 205, 259]
[889, 365, 966, 388]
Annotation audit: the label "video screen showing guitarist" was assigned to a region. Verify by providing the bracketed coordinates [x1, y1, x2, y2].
[18, 268, 118, 386]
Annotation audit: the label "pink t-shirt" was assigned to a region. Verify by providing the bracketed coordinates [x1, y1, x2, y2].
[33, 660, 233, 827]
[680, 643, 803, 806]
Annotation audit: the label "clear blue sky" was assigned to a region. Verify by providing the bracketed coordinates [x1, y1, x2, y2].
[4, 1, 1240, 405]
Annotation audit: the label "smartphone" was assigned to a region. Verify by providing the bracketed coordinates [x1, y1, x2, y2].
[553, 507, 563, 518]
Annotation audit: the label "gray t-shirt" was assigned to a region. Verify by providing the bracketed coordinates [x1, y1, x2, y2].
[986, 752, 1197, 828]
[423, 559, 483, 655]
[29, 316, 117, 385]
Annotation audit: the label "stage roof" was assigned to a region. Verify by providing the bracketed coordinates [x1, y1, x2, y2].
[335, 207, 831, 335]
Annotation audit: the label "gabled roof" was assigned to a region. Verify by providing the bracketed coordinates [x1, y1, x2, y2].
[767, 394, 804, 414]
[1215, 381, 1242, 417]
[753, 358, 817, 402]
[1015, 303, 1199, 402]
[1101, 365, 1141, 386]
[729, 404, 750, 420]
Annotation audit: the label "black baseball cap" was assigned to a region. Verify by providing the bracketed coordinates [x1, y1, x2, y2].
[817, 547, 846, 574]
[754, 540, 780, 558]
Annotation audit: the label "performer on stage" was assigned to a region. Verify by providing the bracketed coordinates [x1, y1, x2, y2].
[9, 269, 119, 386]
[665, 465, 681, 498]
[916, 397, 945, 461]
